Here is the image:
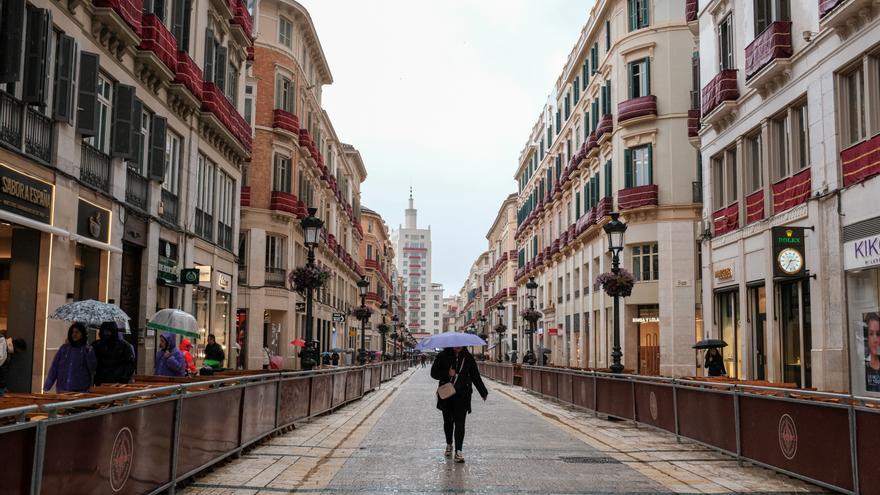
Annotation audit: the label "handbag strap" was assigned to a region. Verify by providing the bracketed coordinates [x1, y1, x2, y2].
[451, 354, 465, 384]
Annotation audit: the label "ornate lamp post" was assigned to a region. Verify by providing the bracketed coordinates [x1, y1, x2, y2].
[525, 277, 538, 353]
[378, 300, 389, 360]
[478, 315, 488, 358]
[390, 315, 399, 360]
[356, 276, 370, 365]
[495, 302, 506, 362]
[603, 212, 628, 374]
[300, 208, 323, 370]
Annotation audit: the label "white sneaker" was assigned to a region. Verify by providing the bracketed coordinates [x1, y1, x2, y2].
[454, 450, 465, 463]
[444, 444, 453, 457]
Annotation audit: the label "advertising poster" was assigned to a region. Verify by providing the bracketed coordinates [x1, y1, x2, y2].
[864, 312, 880, 392]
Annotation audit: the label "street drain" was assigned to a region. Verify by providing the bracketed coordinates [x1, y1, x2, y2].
[559, 456, 620, 464]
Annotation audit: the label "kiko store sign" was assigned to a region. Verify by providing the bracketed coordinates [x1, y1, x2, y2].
[845, 234, 880, 271]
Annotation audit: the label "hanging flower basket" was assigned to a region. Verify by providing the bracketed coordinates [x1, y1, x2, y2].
[288, 264, 330, 293]
[596, 269, 635, 298]
[377, 323, 390, 334]
[351, 305, 373, 321]
[494, 323, 508, 333]
[520, 308, 542, 324]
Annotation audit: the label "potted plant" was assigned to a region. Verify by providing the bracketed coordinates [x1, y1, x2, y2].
[351, 305, 373, 321]
[520, 308, 542, 324]
[376, 323, 390, 334]
[494, 323, 507, 333]
[595, 269, 635, 297]
[288, 264, 330, 294]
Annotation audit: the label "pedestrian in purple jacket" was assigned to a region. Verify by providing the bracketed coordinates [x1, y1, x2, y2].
[154, 332, 186, 377]
[44, 323, 96, 393]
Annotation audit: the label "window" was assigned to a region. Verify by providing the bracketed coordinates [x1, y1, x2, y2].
[625, 145, 652, 188]
[195, 155, 215, 240]
[265, 235, 285, 285]
[746, 131, 763, 192]
[629, 0, 649, 30]
[632, 243, 659, 281]
[772, 113, 789, 178]
[85, 75, 113, 153]
[275, 74, 294, 113]
[227, 63, 239, 106]
[754, 0, 790, 35]
[273, 154, 291, 192]
[628, 58, 650, 98]
[718, 15, 735, 70]
[712, 147, 738, 209]
[217, 172, 234, 250]
[244, 84, 254, 125]
[842, 67, 867, 146]
[164, 131, 181, 194]
[279, 16, 293, 48]
[772, 101, 810, 179]
[794, 103, 809, 172]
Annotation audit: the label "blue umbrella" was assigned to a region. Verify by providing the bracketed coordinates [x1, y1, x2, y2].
[415, 331, 487, 350]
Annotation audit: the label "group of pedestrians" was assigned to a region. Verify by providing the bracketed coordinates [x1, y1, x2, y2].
[43, 323, 227, 393]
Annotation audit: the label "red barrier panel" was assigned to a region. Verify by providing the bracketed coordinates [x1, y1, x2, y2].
[740, 396, 852, 491]
[542, 370, 559, 399]
[633, 382, 675, 433]
[522, 367, 532, 390]
[558, 372, 573, 404]
[177, 388, 242, 476]
[572, 374, 595, 410]
[857, 408, 880, 494]
[41, 401, 175, 494]
[241, 382, 277, 445]
[0, 427, 34, 495]
[596, 377, 634, 419]
[279, 376, 311, 426]
[676, 387, 736, 453]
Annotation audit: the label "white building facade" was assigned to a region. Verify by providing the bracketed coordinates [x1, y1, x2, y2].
[391, 193, 438, 336]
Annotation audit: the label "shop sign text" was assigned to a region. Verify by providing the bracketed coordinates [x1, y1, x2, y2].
[845, 234, 880, 270]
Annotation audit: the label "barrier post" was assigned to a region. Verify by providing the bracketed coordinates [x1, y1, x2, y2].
[672, 380, 680, 442]
[168, 386, 185, 494]
[592, 373, 598, 418]
[29, 419, 48, 495]
[849, 403, 860, 495]
[733, 385, 742, 466]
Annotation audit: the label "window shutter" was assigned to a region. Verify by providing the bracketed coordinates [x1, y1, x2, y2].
[171, 0, 189, 51]
[647, 143, 654, 184]
[112, 84, 136, 158]
[204, 29, 215, 83]
[181, 0, 191, 52]
[640, 0, 649, 28]
[0, 0, 26, 83]
[629, 0, 636, 30]
[22, 7, 51, 106]
[628, 63, 635, 99]
[148, 116, 167, 182]
[274, 75, 281, 109]
[624, 148, 633, 188]
[215, 45, 227, 93]
[75, 52, 100, 136]
[593, 176, 599, 205]
[645, 59, 651, 96]
[605, 160, 612, 197]
[605, 20, 611, 50]
[575, 192, 581, 218]
[153, 0, 166, 23]
[130, 98, 143, 168]
[53, 34, 77, 123]
[603, 84, 610, 114]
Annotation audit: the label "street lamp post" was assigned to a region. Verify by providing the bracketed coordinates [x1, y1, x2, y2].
[603, 212, 628, 374]
[479, 315, 487, 358]
[496, 302, 506, 362]
[300, 208, 323, 370]
[357, 276, 370, 365]
[526, 277, 538, 353]
[379, 300, 388, 360]
[390, 315, 399, 360]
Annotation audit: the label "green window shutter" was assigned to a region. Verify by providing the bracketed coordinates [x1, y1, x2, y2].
[606, 20, 611, 50]
[646, 59, 651, 95]
[576, 192, 581, 217]
[592, 101, 599, 129]
[624, 148, 633, 188]
[628, 62, 635, 99]
[640, 0, 649, 28]
[605, 160, 612, 197]
[584, 111, 589, 138]
[603, 84, 611, 114]
[629, 0, 636, 31]
[647, 143, 654, 184]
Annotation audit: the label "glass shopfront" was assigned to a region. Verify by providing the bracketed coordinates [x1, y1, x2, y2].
[714, 290, 740, 378]
[778, 280, 811, 388]
[748, 285, 768, 380]
[845, 229, 880, 396]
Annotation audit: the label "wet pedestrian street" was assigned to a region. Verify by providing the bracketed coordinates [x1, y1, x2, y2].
[181, 368, 825, 494]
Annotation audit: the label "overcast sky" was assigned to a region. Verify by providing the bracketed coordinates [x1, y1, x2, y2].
[300, 0, 593, 295]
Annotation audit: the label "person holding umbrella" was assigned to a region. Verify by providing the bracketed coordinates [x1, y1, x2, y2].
[93, 322, 135, 385]
[693, 339, 728, 377]
[430, 344, 488, 464]
[44, 323, 97, 393]
[154, 332, 186, 377]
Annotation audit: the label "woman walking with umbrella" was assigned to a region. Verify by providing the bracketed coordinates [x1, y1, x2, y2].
[430, 344, 488, 463]
[693, 339, 728, 377]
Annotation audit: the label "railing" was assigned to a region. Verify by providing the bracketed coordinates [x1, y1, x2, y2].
[618, 184, 658, 210]
[203, 81, 252, 152]
[713, 202, 739, 235]
[492, 365, 880, 495]
[24, 107, 52, 163]
[265, 267, 286, 287]
[841, 134, 880, 187]
[617, 95, 657, 123]
[139, 13, 178, 72]
[80, 142, 112, 193]
[744, 21, 793, 79]
[272, 109, 299, 134]
[687, 109, 701, 137]
[125, 167, 149, 210]
[161, 189, 179, 223]
[194, 210, 214, 240]
[93, 0, 144, 35]
[0, 91, 54, 164]
[174, 50, 203, 100]
[218, 222, 233, 251]
[240, 185, 251, 207]
[0, 90, 23, 151]
[772, 168, 811, 213]
[0, 362, 411, 495]
[701, 69, 739, 115]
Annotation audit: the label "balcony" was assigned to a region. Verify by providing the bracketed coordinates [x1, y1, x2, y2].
[270, 190, 304, 217]
[137, 13, 177, 84]
[686, 0, 698, 23]
[820, 0, 877, 36]
[80, 142, 112, 193]
[745, 22, 793, 96]
[596, 196, 613, 219]
[746, 190, 765, 224]
[92, 0, 143, 54]
[842, 135, 880, 187]
[170, 51, 203, 111]
[202, 82, 252, 155]
[272, 109, 299, 135]
[617, 95, 657, 126]
[0, 91, 53, 164]
[713, 203, 739, 236]
[238, 264, 247, 285]
[161, 189, 179, 224]
[687, 109, 701, 138]
[618, 185, 658, 210]
[772, 168, 811, 213]
[265, 268, 286, 288]
[125, 167, 149, 211]
[701, 70, 739, 128]
[240, 185, 250, 207]
[229, 0, 254, 42]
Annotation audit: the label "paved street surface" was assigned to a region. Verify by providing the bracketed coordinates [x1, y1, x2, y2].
[181, 368, 826, 494]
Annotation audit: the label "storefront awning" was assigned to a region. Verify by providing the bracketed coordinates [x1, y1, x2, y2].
[0, 208, 70, 238]
[70, 234, 123, 254]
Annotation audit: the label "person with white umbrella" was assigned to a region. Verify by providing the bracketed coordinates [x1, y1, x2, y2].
[148, 309, 199, 377]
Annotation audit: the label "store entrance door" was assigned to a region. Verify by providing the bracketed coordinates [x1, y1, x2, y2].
[638, 322, 660, 376]
[779, 280, 812, 388]
[1, 225, 41, 392]
[120, 243, 142, 358]
[749, 285, 767, 380]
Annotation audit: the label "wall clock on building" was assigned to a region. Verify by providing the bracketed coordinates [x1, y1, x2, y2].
[777, 248, 804, 275]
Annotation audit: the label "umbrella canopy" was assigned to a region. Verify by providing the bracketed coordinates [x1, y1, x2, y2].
[291, 338, 306, 347]
[49, 300, 130, 326]
[693, 338, 728, 349]
[415, 331, 487, 350]
[147, 309, 199, 339]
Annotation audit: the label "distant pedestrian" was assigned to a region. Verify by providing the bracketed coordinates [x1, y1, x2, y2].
[179, 338, 197, 376]
[203, 334, 225, 369]
[44, 323, 96, 393]
[331, 352, 340, 366]
[322, 353, 331, 366]
[93, 322, 135, 385]
[431, 346, 488, 464]
[420, 354, 427, 368]
[0, 331, 27, 395]
[154, 332, 186, 377]
[705, 348, 727, 377]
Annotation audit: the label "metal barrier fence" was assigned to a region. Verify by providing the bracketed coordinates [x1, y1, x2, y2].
[0, 361, 411, 495]
[477, 362, 880, 495]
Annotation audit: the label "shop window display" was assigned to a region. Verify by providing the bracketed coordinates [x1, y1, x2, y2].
[847, 268, 880, 395]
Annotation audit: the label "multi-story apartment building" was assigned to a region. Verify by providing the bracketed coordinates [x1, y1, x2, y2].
[513, 1, 701, 375]
[359, 206, 395, 353]
[237, 0, 366, 369]
[456, 252, 490, 337]
[485, 194, 519, 360]
[697, 0, 880, 393]
[0, 0, 252, 391]
[442, 296, 459, 332]
[427, 283, 445, 334]
[391, 192, 438, 336]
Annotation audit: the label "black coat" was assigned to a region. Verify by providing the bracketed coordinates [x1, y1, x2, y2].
[93, 334, 135, 385]
[430, 349, 488, 414]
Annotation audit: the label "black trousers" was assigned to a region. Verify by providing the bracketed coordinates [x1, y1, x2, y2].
[442, 405, 467, 451]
